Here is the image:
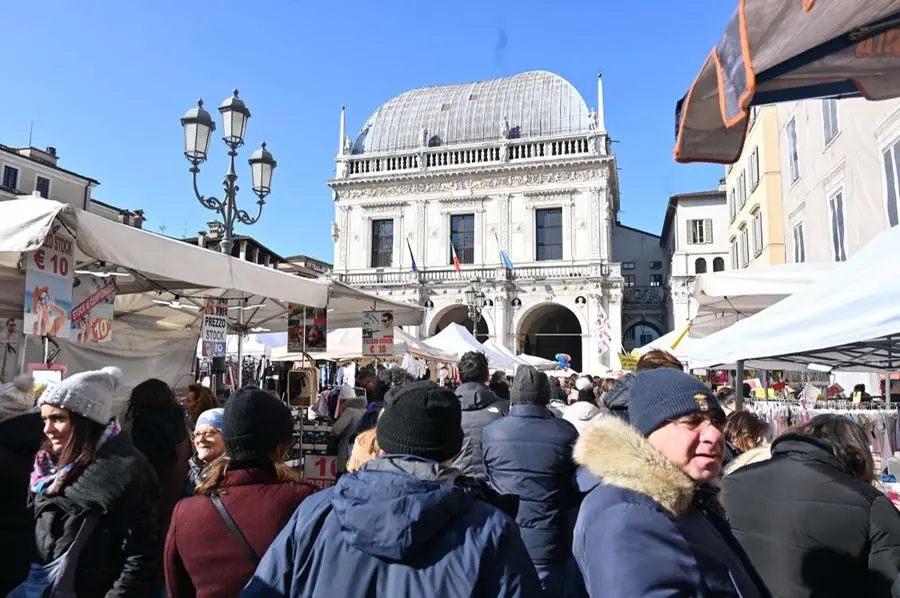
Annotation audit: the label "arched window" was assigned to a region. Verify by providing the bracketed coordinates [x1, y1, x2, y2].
[695, 258, 708, 274]
[713, 257, 725, 272]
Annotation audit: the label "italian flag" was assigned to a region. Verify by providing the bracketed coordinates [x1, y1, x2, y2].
[451, 243, 462, 274]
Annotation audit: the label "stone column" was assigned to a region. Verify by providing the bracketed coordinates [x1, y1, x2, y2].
[494, 292, 510, 350]
[604, 287, 623, 370]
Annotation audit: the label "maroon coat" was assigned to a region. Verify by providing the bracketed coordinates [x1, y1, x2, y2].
[164, 467, 315, 598]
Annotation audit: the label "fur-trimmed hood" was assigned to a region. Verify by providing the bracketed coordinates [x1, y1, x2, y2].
[573, 415, 696, 515]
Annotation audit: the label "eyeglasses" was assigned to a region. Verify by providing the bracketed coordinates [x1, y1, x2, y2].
[671, 412, 726, 432]
[193, 430, 221, 441]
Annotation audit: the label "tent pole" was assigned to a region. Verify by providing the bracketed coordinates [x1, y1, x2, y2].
[236, 306, 244, 388]
[735, 360, 745, 411]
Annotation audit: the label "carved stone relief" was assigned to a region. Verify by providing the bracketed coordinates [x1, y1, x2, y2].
[589, 188, 601, 258]
[360, 201, 408, 213]
[417, 202, 426, 258]
[333, 169, 605, 200]
[339, 206, 351, 265]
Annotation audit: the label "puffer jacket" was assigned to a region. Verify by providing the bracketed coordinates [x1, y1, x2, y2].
[242, 455, 541, 597]
[453, 382, 509, 480]
[482, 404, 579, 567]
[724, 433, 900, 597]
[572, 417, 768, 598]
[562, 401, 606, 435]
[602, 373, 633, 422]
[32, 432, 162, 597]
[0, 412, 43, 595]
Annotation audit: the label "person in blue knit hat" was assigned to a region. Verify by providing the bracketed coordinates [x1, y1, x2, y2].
[570, 368, 769, 598]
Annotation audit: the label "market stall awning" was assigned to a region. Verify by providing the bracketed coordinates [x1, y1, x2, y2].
[674, 1, 900, 164]
[424, 323, 520, 371]
[690, 224, 900, 371]
[690, 262, 836, 337]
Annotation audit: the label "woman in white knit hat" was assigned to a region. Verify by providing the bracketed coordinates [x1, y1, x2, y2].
[10, 367, 162, 598]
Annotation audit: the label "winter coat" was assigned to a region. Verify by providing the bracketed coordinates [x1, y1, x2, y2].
[722, 446, 771, 476]
[165, 467, 315, 598]
[241, 455, 542, 598]
[453, 381, 509, 480]
[602, 372, 633, 422]
[0, 412, 43, 595]
[722, 441, 741, 471]
[32, 432, 162, 597]
[482, 403, 579, 567]
[562, 401, 606, 435]
[723, 433, 900, 597]
[185, 454, 206, 495]
[129, 405, 191, 531]
[572, 417, 768, 598]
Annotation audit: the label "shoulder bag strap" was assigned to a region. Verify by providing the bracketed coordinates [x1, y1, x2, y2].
[210, 493, 260, 565]
[55, 511, 103, 592]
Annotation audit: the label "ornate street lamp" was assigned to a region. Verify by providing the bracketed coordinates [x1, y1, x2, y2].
[465, 280, 485, 334]
[181, 89, 276, 255]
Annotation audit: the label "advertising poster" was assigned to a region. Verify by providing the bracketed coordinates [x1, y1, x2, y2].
[23, 228, 75, 339]
[201, 299, 228, 359]
[1, 318, 23, 384]
[288, 305, 327, 353]
[71, 277, 117, 344]
[362, 311, 394, 356]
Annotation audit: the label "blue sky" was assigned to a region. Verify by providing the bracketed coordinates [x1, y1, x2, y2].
[0, 0, 733, 262]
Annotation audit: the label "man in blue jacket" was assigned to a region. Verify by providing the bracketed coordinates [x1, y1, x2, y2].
[572, 368, 769, 597]
[482, 366, 579, 597]
[242, 380, 541, 598]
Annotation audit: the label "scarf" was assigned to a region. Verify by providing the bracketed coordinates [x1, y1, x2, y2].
[30, 419, 122, 496]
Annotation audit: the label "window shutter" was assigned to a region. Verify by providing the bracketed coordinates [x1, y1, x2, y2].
[704, 218, 713, 244]
[685, 220, 693, 245]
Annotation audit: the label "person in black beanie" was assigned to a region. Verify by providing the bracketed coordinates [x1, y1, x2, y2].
[165, 389, 315, 597]
[243, 380, 542, 598]
[482, 366, 579, 597]
[570, 369, 768, 598]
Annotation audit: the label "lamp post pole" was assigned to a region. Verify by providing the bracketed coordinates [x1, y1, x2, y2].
[180, 90, 277, 255]
[465, 280, 485, 339]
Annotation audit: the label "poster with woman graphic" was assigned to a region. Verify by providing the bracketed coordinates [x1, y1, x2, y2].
[23, 227, 75, 339]
[70, 277, 116, 344]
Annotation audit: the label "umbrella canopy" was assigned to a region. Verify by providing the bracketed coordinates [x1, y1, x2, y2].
[674, 1, 900, 164]
[689, 224, 900, 371]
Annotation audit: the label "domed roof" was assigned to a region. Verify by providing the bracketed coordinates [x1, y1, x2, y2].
[352, 71, 592, 155]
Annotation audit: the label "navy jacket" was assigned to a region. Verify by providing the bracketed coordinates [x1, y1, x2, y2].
[453, 382, 509, 481]
[482, 403, 578, 567]
[571, 417, 768, 598]
[242, 455, 541, 598]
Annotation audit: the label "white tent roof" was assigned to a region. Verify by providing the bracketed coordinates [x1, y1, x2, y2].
[424, 323, 519, 371]
[481, 339, 558, 371]
[637, 329, 692, 362]
[691, 262, 836, 337]
[0, 199, 424, 333]
[690, 225, 900, 371]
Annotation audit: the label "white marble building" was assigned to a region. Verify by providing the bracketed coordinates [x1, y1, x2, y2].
[660, 185, 730, 334]
[328, 71, 623, 373]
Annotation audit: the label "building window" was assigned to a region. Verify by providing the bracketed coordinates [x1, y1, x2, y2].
[749, 147, 760, 191]
[740, 227, 750, 268]
[787, 117, 800, 183]
[713, 257, 725, 272]
[751, 210, 764, 257]
[687, 218, 713, 244]
[883, 138, 900, 227]
[35, 176, 50, 199]
[535, 208, 563, 261]
[449, 213, 475, 264]
[622, 261, 636, 270]
[650, 274, 663, 287]
[695, 258, 707, 274]
[822, 99, 839, 145]
[738, 170, 747, 208]
[649, 261, 662, 270]
[370, 219, 394, 268]
[828, 190, 847, 262]
[730, 240, 739, 270]
[728, 189, 736, 222]
[792, 222, 806, 263]
[623, 274, 635, 287]
[639, 330, 654, 346]
[2, 166, 18, 190]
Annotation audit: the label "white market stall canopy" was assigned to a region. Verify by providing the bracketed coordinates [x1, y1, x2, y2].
[674, 1, 900, 164]
[690, 224, 900, 371]
[481, 339, 557, 371]
[0, 199, 424, 333]
[691, 262, 836, 337]
[270, 327, 456, 363]
[424, 323, 520, 372]
[637, 329, 692, 362]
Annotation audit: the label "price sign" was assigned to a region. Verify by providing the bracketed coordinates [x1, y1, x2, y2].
[201, 299, 228, 358]
[24, 228, 75, 339]
[361, 310, 394, 357]
[303, 455, 337, 483]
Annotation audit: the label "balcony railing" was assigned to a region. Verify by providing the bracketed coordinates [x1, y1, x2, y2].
[335, 261, 618, 287]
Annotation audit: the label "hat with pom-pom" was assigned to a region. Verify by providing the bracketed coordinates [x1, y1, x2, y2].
[38, 366, 122, 424]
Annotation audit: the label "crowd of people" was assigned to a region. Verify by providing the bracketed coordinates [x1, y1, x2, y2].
[1, 348, 900, 597]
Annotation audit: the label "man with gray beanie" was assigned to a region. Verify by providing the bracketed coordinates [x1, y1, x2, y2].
[244, 380, 541, 598]
[570, 368, 768, 597]
[482, 365, 579, 597]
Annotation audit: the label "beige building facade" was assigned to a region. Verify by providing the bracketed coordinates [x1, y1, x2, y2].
[725, 106, 785, 269]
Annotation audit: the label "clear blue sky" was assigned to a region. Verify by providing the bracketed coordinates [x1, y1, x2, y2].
[0, 0, 733, 262]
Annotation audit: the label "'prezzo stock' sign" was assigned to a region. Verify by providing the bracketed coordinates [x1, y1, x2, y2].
[201, 299, 228, 358]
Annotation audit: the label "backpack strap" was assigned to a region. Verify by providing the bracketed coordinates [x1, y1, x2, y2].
[211, 494, 260, 565]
